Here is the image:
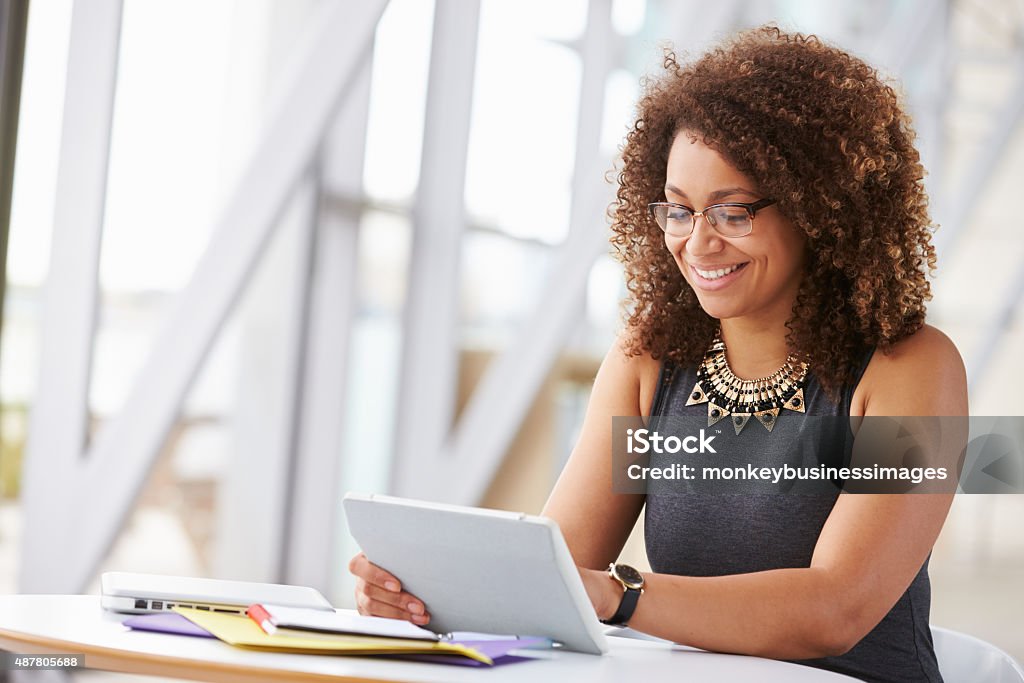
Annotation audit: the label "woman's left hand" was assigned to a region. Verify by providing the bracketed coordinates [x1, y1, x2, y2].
[577, 566, 620, 622]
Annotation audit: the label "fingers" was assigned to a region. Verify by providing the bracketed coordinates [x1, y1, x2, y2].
[357, 592, 430, 623]
[360, 580, 427, 617]
[355, 579, 431, 624]
[349, 552, 401, 592]
[349, 553, 430, 625]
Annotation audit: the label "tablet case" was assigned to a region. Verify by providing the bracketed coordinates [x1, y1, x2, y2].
[342, 492, 609, 654]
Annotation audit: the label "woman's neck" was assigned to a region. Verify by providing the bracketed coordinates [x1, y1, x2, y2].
[718, 317, 792, 380]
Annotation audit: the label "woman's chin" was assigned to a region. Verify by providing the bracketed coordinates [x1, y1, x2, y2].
[694, 297, 740, 321]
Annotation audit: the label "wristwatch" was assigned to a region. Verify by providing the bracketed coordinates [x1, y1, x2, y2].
[601, 563, 645, 627]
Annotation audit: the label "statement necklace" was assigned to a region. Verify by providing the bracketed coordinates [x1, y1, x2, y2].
[685, 333, 809, 435]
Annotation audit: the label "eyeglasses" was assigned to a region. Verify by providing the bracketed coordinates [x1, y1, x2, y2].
[647, 198, 776, 238]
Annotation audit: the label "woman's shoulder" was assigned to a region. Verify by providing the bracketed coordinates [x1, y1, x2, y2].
[854, 324, 967, 416]
[869, 324, 964, 372]
[608, 327, 662, 368]
[605, 328, 663, 414]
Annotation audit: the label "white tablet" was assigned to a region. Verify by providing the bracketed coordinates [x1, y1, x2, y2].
[100, 571, 334, 615]
[342, 492, 609, 655]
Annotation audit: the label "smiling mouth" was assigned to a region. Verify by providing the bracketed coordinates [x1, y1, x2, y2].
[692, 263, 748, 281]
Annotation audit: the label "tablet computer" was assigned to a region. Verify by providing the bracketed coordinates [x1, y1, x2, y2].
[342, 492, 609, 655]
[100, 571, 334, 615]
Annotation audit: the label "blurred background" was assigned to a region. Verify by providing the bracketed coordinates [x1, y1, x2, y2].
[0, 0, 1022, 674]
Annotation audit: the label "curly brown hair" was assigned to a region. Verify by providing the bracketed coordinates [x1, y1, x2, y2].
[611, 25, 936, 398]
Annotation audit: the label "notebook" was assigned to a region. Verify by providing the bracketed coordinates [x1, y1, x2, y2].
[246, 603, 437, 640]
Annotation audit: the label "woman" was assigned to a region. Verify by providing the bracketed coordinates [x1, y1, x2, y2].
[350, 26, 967, 682]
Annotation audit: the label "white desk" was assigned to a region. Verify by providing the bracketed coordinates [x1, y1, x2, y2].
[0, 596, 857, 682]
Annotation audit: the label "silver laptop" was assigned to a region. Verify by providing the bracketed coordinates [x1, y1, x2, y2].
[342, 492, 609, 655]
[100, 571, 334, 615]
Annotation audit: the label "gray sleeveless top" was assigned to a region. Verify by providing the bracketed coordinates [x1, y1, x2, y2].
[644, 350, 942, 683]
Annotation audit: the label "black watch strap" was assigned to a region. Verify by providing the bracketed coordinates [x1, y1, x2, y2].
[603, 586, 641, 627]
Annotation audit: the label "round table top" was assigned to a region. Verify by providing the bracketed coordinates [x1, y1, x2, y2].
[0, 595, 857, 683]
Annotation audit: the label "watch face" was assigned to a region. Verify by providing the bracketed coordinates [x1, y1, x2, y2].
[615, 564, 644, 589]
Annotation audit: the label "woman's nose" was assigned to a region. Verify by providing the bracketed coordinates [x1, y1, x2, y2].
[684, 215, 725, 257]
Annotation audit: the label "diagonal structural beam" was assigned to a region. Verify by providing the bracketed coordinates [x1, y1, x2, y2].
[214, 172, 321, 585]
[440, 0, 619, 505]
[967, 259, 1024, 393]
[444, 202, 612, 505]
[568, 0, 616, 240]
[935, 51, 1024, 257]
[19, 0, 124, 592]
[391, 0, 481, 499]
[21, 0, 389, 594]
[283, 56, 373, 593]
[934, 47, 1024, 395]
[391, 0, 623, 505]
[864, 0, 950, 211]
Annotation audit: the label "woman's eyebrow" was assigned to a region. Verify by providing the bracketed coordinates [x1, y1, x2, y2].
[664, 184, 758, 201]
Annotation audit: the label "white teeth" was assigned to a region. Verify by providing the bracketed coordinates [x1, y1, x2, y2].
[696, 264, 742, 280]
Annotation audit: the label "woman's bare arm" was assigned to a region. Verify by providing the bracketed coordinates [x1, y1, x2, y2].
[542, 335, 658, 569]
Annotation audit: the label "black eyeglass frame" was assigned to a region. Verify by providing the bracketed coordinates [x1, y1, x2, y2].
[647, 198, 777, 237]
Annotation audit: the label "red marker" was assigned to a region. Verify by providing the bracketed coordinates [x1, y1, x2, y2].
[246, 604, 277, 635]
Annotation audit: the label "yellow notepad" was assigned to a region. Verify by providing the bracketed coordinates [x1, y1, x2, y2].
[172, 607, 492, 664]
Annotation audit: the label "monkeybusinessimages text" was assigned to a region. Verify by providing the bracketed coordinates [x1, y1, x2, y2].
[625, 428, 950, 485]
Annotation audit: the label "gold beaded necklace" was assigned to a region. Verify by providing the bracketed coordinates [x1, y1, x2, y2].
[685, 333, 809, 435]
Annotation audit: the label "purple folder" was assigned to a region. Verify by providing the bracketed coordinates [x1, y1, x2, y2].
[123, 612, 216, 638]
[123, 613, 546, 666]
[392, 638, 549, 667]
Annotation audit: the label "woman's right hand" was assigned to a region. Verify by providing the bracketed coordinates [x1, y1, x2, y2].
[348, 552, 430, 625]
